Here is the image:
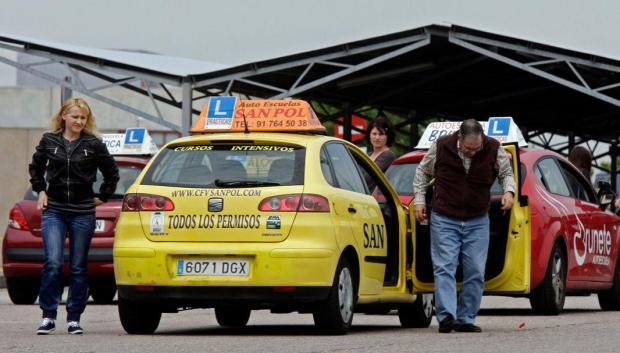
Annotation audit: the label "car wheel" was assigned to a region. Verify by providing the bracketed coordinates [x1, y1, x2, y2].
[118, 297, 161, 334]
[398, 293, 434, 328]
[89, 279, 117, 304]
[530, 243, 566, 315]
[313, 258, 355, 335]
[6, 277, 39, 305]
[214, 306, 251, 327]
[598, 256, 620, 310]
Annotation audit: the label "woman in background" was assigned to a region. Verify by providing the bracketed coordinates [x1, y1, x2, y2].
[366, 116, 396, 172]
[568, 145, 592, 180]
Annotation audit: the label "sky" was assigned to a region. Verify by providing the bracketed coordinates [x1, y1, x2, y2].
[0, 0, 616, 165]
[0, 0, 618, 67]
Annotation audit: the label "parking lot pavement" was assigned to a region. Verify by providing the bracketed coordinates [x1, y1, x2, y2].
[1, 289, 620, 353]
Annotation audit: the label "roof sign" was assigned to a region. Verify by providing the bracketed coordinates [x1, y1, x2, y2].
[415, 117, 527, 149]
[191, 98, 326, 133]
[102, 128, 158, 155]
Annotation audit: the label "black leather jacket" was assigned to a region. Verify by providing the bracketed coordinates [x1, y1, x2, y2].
[29, 131, 119, 213]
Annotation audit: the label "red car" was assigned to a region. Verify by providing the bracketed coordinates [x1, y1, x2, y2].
[385, 145, 620, 314]
[2, 155, 150, 304]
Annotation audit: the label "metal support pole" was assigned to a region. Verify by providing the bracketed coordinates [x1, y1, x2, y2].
[343, 103, 352, 142]
[61, 76, 73, 103]
[408, 110, 418, 150]
[568, 133, 575, 152]
[181, 81, 193, 136]
[611, 141, 618, 194]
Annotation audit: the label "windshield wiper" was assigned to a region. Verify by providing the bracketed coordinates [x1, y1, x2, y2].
[214, 179, 281, 187]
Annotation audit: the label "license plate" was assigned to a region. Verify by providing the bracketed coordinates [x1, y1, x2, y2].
[95, 219, 105, 232]
[177, 259, 250, 276]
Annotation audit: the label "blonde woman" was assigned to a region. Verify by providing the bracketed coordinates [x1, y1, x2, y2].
[29, 98, 119, 335]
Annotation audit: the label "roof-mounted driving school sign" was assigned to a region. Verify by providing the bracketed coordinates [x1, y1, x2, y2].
[101, 128, 159, 155]
[191, 97, 326, 133]
[415, 117, 527, 149]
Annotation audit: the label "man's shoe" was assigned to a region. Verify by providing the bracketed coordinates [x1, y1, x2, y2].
[67, 321, 83, 335]
[454, 323, 482, 333]
[36, 318, 56, 335]
[438, 317, 455, 333]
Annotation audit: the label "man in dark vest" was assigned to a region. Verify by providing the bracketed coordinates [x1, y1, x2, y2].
[413, 119, 515, 333]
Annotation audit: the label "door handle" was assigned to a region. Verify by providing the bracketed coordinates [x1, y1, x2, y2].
[348, 207, 357, 214]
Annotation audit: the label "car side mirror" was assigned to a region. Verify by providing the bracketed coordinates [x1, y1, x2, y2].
[597, 181, 615, 210]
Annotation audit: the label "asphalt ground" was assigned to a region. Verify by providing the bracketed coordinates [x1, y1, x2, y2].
[1, 290, 620, 353]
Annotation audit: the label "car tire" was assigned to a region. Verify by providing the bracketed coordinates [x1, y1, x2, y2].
[530, 243, 566, 315]
[313, 258, 355, 335]
[118, 297, 161, 334]
[398, 293, 434, 328]
[214, 306, 251, 327]
[6, 277, 39, 305]
[598, 256, 620, 310]
[89, 279, 117, 304]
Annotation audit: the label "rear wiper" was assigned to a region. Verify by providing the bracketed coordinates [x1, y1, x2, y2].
[214, 179, 281, 187]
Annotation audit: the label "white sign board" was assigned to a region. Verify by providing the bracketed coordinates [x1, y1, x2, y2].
[101, 128, 159, 155]
[415, 117, 527, 149]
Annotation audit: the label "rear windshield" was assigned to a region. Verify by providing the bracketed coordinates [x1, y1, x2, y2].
[141, 144, 305, 188]
[25, 165, 143, 201]
[385, 162, 504, 196]
[385, 163, 418, 196]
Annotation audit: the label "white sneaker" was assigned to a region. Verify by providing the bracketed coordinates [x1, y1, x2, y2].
[67, 321, 83, 334]
[36, 318, 56, 335]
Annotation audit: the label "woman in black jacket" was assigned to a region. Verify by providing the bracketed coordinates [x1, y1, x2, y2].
[29, 98, 119, 335]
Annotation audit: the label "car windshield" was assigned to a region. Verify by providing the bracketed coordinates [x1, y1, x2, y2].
[141, 144, 305, 188]
[24, 165, 143, 201]
[385, 162, 504, 196]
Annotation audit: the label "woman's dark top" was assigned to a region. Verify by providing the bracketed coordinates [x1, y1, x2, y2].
[371, 149, 396, 172]
[29, 131, 119, 214]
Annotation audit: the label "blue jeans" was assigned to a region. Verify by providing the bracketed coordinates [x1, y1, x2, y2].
[39, 208, 95, 321]
[430, 211, 489, 325]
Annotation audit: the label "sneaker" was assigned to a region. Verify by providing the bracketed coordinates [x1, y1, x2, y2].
[36, 318, 56, 335]
[67, 321, 83, 335]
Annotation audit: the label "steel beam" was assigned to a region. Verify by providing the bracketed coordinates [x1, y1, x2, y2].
[449, 36, 620, 108]
[192, 33, 430, 88]
[181, 82, 193, 136]
[0, 55, 181, 132]
[271, 38, 431, 99]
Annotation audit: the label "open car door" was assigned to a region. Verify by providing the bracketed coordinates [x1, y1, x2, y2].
[409, 143, 531, 294]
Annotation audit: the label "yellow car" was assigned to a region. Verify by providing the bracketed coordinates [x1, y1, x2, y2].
[114, 97, 432, 334]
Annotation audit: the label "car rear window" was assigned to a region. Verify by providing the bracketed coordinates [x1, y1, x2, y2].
[385, 163, 418, 196]
[25, 165, 143, 200]
[385, 162, 506, 196]
[141, 144, 305, 188]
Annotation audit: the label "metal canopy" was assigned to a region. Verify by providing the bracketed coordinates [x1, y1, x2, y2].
[1, 24, 619, 149]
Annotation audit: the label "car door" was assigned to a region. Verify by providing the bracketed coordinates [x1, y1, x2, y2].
[535, 157, 592, 282]
[410, 144, 531, 294]
[322, 142, 387, 295]
[557, 159, 615, 282]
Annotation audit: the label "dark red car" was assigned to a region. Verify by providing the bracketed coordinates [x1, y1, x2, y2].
[2, 155, 150, 304]
[385, 146, 620, 314]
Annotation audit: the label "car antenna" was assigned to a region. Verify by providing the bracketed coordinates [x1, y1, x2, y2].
[242, 112, 250, 134]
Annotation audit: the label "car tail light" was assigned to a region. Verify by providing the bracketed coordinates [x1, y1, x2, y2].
[8, 206, 30, 230]
[122, 194, 175, 211]
[259, 194, 329, 212]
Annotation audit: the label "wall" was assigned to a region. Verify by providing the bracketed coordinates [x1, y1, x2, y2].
[0, 85, 189, 244]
